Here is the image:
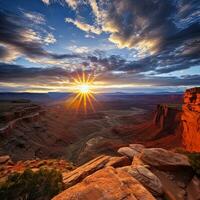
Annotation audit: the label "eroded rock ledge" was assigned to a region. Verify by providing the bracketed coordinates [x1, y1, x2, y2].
[52, 144, 199, 200]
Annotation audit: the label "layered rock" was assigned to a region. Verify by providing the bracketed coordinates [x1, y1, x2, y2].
[62, 155, 131, 189]
[139, 148, 191, 170]
[120, 165, 163, 196]
[53, 167, 156, 200]
[117, 144, 145, 158]
[51, 145, 200, 200]
[181, 87, 200, 152]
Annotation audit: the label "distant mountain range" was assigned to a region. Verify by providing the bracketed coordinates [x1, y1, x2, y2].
[0, 91, 183, 103]
[0, 92, 72, 102]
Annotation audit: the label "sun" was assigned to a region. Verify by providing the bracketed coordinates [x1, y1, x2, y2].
[67, 72, 97, 113]
[79, 84, 90, 94]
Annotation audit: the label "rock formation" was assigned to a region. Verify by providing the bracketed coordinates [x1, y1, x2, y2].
[0, 104, 45, 136]
[153, 103, 182, 138]
[52, 145, 198, 200]
[53, 167, 156, 200]
[0, 144, 198, 200]
[181, 87, 200, 152]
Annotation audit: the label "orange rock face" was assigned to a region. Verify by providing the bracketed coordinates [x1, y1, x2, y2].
[182, 87, 200, 152]
[53, 167, 156, 200]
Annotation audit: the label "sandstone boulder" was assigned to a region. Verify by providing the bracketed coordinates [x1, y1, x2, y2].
[62, 155, 131, 189]
[132, 156, 147, 167]
[105, 155, 131, 168]
[120, 165, 163, 196]
[140, 148, 191, 170]
[117, 144, 144, 158]
[62, 155, 110, 188]
[53, 167, 156, 200]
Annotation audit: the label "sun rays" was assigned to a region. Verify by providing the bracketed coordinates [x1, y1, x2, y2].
[67, 72, 97, 114]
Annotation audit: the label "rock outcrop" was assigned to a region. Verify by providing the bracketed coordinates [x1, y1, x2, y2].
[117, 144, 145, 158]
[139, 148, 191, 170]
[62, 155, 131, 189]
[120, 165, 163, 196]
[0, 104, 45, 136]
[181, 87, 200, 152]
[52, 145, 199, 200]
[53, 167, 156, 200]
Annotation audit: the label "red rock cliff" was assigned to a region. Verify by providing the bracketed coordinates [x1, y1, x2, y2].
[181, 87, 200, 152]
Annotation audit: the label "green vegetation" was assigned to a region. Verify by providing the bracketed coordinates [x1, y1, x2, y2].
[0, 168, 64, 200]
[187, 153, 200, 176]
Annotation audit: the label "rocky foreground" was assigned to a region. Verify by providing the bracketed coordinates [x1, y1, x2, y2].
[52, 144, 199, 200]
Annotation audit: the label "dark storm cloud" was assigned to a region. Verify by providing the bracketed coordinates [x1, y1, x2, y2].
[101, 0, 200, 51]
[0, 63, 72, 81]
[0, 63, 93, 83]
[88, 55, 126, 71]
[79, 0, 200, 75]
[88, 39, 200, 74]
[0, 45, 8, 59]
[98, 72, 200, 87]
[1, 62, 199, 87]
[0, 10, 46, 57]
[0, 10, 79, 61]
[0, 0, 200, 91]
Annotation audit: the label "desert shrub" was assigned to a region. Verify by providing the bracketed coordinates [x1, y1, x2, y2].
[0, 168, 64, 200]
[187, 153, 200, 177]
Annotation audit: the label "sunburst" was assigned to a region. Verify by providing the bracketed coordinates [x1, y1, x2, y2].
[68, 72, 96, 113]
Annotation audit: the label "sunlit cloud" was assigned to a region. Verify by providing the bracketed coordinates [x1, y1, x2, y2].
[41, 0, 50, 5]
[44, 33, 57, 44]
[65, 0, 79, 9]
[23, 11, 46, 24]
[0, 0, 200, 92]
[65, 18, 102, 35]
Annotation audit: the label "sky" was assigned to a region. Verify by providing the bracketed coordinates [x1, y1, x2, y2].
[0, 0, 199, 93]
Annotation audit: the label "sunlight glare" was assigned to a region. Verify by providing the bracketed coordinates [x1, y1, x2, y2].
[79, 84, 90, 94]
[67, 72, 97, 114]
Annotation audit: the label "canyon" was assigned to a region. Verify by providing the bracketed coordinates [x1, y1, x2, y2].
[0, 88, 199, 200]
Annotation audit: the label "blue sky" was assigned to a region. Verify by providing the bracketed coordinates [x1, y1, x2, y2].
[0, 0, 199, 93]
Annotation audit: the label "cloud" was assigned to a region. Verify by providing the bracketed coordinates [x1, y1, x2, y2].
[1, 1, 199, 92]
[40, 0, 80, 9]
[23, 11, 46, 24]
[0, 63, 72, 81]
[68, 45, 90, 54]
[41, 0, 50, 5]
[64, 0, 200, 57]
[0, 10, 48, 60]
[65, 0, 79, 9]
[1, 63, 199, 92]
[0, 44, 21, 62]
[0, 10, 81, 63]
[65, 18, 101, 34]
[44, 33, 57, 44]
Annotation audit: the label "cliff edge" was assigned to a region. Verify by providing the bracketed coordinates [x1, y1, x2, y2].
[182, 87, 200, 152]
